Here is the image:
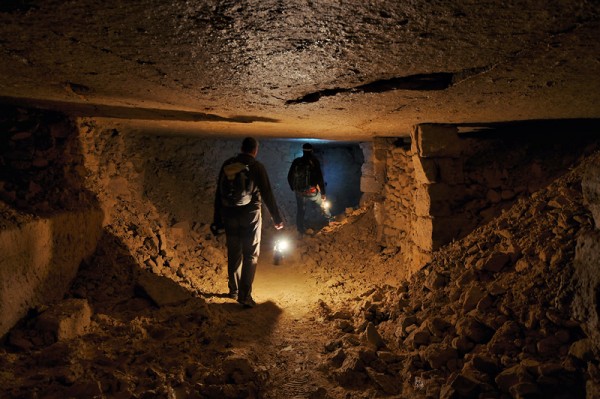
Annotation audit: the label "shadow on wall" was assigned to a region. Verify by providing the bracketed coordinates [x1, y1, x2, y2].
[457, 119, 600, 223]
[127, 135, 240, 226]
[3, 229, 280, 397]
[416, 119, 600, 249]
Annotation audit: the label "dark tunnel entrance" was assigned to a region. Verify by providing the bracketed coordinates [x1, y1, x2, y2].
[292, 140, 364, 217]
[264, 139, 365, 233]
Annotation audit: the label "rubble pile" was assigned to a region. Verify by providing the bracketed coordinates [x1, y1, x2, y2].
[298, 206, 410, 294]
[77, 120, 230, 298]
[314, 152, 600, 398]
[0, 224, 268, 398]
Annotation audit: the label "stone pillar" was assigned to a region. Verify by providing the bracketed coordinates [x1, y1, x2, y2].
[360, 141, 385, 241]
[411, 124, 471, 252]
[359, 141, 384, 202]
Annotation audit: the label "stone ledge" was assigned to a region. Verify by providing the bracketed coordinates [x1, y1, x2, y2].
[0, 207, 103, 337]
[35, 298, 92, 342]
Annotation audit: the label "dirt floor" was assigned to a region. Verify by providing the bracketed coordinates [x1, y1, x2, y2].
[1, 147, 599, 398]
[213, 246, 353, 399]
[0, 212, 392, 399]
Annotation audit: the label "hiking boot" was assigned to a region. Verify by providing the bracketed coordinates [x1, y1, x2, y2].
[227, 291, 238, 299]
[238, 296, 256, 308]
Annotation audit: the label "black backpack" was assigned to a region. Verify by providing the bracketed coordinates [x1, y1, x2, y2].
[291, 158, 313, 192]
[219, 158, 254, 207]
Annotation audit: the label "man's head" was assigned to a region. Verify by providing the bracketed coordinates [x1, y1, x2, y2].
[241, 137, 259, 157]
[302, 143, 313, 153]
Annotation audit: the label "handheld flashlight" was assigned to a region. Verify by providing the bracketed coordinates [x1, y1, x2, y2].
[273, 238, 290, 265]
[322, 200, 331, 210]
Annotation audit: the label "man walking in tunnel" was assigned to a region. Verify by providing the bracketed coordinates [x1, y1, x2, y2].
[288, 143, 332, 236]
[212, 137, 284, 308]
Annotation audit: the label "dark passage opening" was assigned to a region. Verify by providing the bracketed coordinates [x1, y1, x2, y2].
[278, 140, 364, 232]
[314, 143, 364, 217]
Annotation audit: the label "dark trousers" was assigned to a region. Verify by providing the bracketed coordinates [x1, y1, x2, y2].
[222, 206, 262, 301]
[295, 191, 331, 233]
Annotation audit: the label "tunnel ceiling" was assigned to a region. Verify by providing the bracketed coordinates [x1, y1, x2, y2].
[0, 0, 599, 140]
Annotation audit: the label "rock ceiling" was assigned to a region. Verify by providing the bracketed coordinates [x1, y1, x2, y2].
[0, 0, 599, 140]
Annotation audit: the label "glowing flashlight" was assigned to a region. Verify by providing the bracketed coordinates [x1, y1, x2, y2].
[322, 200, 331, 210]
[273, 238, 290, 265]
[274, 239, 290, 252]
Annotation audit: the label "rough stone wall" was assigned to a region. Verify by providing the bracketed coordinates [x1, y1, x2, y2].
[573, 161, 600, 396]
[359, 137, 429, 275]
[410, 124, 480, 255]
[87, 133, 361, 234]
[359, 141, 384, 204]
[0, 211, 102, 337]
[412, 123, 598, 255]
[0, 106, 103, 337]
[380, 141, 429, 272]
[375, 123, 599, 275]
[0, 106, 98, 215]
[360, 140, 385, 244]
[101, 135, 300, 228]
[77, 121, 233, 297]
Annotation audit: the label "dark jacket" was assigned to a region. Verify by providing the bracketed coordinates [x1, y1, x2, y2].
[287, 153, 326, 195]
[214, 153, 282, 226]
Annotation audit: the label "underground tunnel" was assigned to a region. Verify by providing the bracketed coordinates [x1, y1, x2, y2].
[1, 104, 600, 399]
[1, 1, 600, 398]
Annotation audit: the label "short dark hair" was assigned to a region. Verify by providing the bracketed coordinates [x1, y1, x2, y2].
[241, 137, 258, 153]
[302, 143, 313, 152]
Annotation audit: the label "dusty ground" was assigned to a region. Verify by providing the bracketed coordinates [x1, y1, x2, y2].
[0, 210, 391, 399]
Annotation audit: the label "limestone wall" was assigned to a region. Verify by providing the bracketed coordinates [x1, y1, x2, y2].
[359, 141, 384, 203]
[376, 123, 599, 275]
[84, 132, 363, 233]
[0, 106, 98, 215]
[0, 210, 103, 337]
[380, 141, 429, 270]
[86, 134, 299, 229]
[0, 106, 103, 337]
[359, 138, 429, 274]
[413, 123, 598, 251]
[572, 159, 600, 397]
